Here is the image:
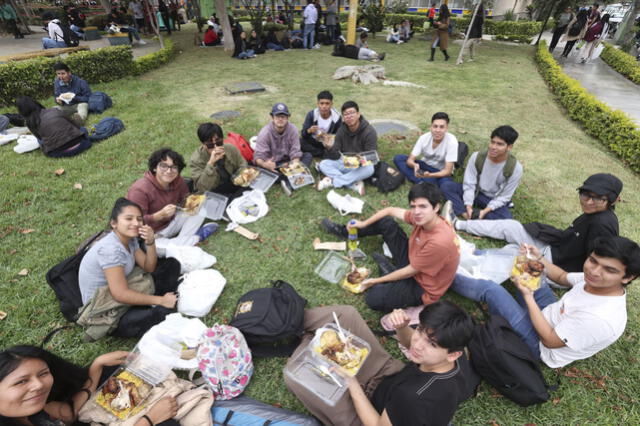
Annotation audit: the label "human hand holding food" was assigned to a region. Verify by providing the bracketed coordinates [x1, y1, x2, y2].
[138, 225, 155, 245]
[156, 204, 176, 221]
[208, 146, 225, 165]
[94, 351, 130, 368]
[387, 309, 410, 330]
[359, 278, 377, 291]
[262, 159, 277, 171]
[159, 292, 177, 308]
[308, 125, 318, 134]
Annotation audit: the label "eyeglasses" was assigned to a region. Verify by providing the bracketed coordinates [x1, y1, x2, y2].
[579, 191, 608, 204]
[204, 138, 223, 149]
[342, 110, 358, 117]
[157, 163, 179, 172]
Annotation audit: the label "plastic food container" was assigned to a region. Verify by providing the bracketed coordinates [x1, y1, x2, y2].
[201, 192, 229, 220]
[315, 251, 352, 284]
[342, 151, 380, 168]
[279, 163, 315, 189]
[250, 168, 279, 192]
[310, 323, 370, 377]
[511, 254, 545, 290]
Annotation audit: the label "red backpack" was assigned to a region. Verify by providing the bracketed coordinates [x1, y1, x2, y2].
[225, 132, 254, 162]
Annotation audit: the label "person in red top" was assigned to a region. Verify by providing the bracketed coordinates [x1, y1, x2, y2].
[126, 148, 217, 256]
[202, 24, 220, 46]
[428, 3, 437, 28]
[321, 182, 460, 311]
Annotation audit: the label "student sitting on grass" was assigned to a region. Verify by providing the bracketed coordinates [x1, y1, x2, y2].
[451, 236, 640, 367]
[53, 62, 91, 126]
[355, 31, 385, 61]
[0, 346, 179, 426]
[16, 96, 91, 158]
[299, 90, 342, 158]
[321, 182, 460, 312]
[393, 111, 458, 188]
[78, 198, 181, 340]
[285, 302, 479, 426]
[127, 148, 218, 257]
[232, 31, 256, 59]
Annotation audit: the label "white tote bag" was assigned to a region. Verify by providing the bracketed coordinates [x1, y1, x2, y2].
[226, 189, 269, 224]
[177, 269, 227, 317]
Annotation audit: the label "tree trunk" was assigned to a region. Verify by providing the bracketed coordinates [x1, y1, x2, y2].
[621, 0, 640, 53]
[144, 0, 164, 49]
[215, 0, 235, 53]
[457, 1, 481, 65]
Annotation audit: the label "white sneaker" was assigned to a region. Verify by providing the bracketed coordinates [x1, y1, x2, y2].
[138, 39, 147, 45]
[313, 43, 321, 49]
[350, 181, 365, 196]
[316, 176, 332, 191]
[397, 40, 404, 44]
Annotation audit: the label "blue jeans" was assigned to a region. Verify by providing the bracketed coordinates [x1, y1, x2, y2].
[303, 23, 315, 48]
[121, 26, 141, 41]
[42, 38, 67, 49]
[318, 159, 374, 188]
[451, 273, 558, 358]
[266, 42, 284, 51]
[237, 49, 255, 59]
[393, 154, 453, 187]
[70, 24, 84, 38]
[440, 181, 513, 220]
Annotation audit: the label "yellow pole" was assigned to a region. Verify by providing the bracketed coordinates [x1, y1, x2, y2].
[380, 0, 385, 7]
[347, 0, 358, 44]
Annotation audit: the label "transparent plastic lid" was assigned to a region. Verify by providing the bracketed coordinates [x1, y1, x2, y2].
[200, 192, 229, 220]
[315, 251, 352, 284]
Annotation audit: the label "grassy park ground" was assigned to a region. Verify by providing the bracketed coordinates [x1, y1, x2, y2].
[1, 26, 640, 423]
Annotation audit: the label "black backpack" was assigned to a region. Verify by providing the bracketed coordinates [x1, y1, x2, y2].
[60, 23, 80, 47]
[468, 315, 553, 407]
[45, 232, 105, 322]
[456, 141, 469, 169]
[230, 280, 307, 357]
[568, 20, 583, 37]
[370, 161, 405, 193]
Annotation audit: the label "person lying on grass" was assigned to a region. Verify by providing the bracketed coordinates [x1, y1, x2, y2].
[451, 236, 640, 367]
[0, 346, 177, 426]
[321, 182, 460, 312]
[78, 198, 181, 340]
[127, 148, 218, 257]
[285, 302, 479, 426]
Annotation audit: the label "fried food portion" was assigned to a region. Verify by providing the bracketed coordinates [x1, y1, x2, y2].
[95, 371, 151, 420]
[512, 255, 545, 290]
[233, 167, 260, 186]
[315, 330, 369, 376]
[340, 267, 370, 294]
[183, 194, 205, 214]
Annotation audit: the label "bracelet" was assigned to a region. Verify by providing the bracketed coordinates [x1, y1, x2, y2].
[142, 415, 154, 426]
[146, 241, 155, 246]
[80, 388, 92, 399]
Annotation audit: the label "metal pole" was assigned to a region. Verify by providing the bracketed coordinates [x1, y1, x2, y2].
[535, 0, 556, 46]
[456, 1, 480, 65]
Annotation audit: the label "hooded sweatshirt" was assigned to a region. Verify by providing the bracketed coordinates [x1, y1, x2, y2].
[253, 121, 302, 163]
[300, 107, 342, 145]
[126, 170, 189, 231]
[326, 116, 378, 160]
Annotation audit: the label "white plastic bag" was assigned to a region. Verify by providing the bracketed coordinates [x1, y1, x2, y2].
[226, 189, 269, 224]
[177, 269, 227, 317]
[138, 313, 208, 370]
[165, 244, 217, 273]
[456, 236, 517, 284]
[327, 189, 364, 215]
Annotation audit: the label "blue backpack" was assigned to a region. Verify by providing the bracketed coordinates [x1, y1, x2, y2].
[212, 395, 320, 425]
[88, 91, 113, 114]
[88, 117, 124, 141]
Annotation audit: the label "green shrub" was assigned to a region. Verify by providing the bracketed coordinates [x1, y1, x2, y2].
[133, 38, 176, 75]
[600, 43, 640, 85]
[86, 13, 108, 29]
[495, 34, 533, 43]
[262, 22, 288, 32]
[535, 41, 640, 173]
[385, 13, 427, 29]
[452, 17, 542, 36]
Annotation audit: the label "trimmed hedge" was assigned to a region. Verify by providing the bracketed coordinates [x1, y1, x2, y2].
[495, 34, 533, 43]
[600, 43, 640, 85]
[452, 17, 542, 36]
[535, 40, 640, 173]
[0, 39, 176, 107]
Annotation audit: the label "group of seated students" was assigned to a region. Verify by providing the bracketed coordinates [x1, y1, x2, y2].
[2, 84, 640, 426]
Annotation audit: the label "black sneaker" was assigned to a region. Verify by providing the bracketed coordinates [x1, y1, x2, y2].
[321, 218, 347, 239]
[372, 252, 396, 276]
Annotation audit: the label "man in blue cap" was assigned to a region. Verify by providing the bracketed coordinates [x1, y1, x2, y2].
[254, 103, 312, 196]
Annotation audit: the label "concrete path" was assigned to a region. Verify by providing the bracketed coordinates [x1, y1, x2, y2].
[0, 26, 160, 59]
[538, 30, 640, 127]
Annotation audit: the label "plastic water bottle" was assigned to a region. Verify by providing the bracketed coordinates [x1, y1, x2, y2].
[347, 220, 358, 252]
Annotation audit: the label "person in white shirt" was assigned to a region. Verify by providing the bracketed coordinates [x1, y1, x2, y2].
[394, 111, 458, 189]
[128, 0, 145, 32]
[451, 236, 640, 368]
[441, 125, 521, 220]
[302, 0, 318, 49]
[41, 12, 67, 49]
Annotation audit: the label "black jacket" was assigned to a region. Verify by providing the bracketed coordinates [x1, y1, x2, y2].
[326, 116, 377, 161]
[524, 209, 619, 272]
[33, 108, 85, 154]
[300, 108, 342, 146]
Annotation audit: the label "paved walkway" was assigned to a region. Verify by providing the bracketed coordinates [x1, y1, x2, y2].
[539, 31, 640, 127]
[0, 26, 160, 59]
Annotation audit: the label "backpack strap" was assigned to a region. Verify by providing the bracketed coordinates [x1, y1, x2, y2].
[222, 410, 234, 425]
[474, 151, 518, 199]
[41, 325, 74, 347]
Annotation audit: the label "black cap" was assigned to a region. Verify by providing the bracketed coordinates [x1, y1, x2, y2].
[578, 173, 623, 202]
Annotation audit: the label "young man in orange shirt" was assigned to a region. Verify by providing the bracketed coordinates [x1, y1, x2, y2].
[322, 182, 460, 311]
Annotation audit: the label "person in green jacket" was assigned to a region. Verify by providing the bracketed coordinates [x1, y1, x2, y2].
[0, 0, 22, 39]
[189, 122, 248, 199]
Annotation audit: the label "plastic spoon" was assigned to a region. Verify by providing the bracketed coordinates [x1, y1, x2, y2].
[332, 311, 347, 343]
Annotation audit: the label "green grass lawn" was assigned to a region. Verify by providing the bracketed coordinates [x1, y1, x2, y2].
[2, 26, 640, 424]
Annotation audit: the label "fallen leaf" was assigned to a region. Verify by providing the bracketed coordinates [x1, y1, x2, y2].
[8, 249, 17, 255]
[54, 168, 65, 176]
[0, 311, 6, 320]
[19, 229, 35, 234]
[552, 397, 562, 405]
[73, 183, 83, 190]
[488, 420, 499, 426]
[18, 268, 29, 276]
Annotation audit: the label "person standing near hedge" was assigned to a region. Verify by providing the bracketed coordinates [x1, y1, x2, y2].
[52, 62, 91, 126]
[41, 11, 67, 49]
[302, 0, 317, 49]
[430, 3, 450, 61]
[549, 6, 574, 53]
[325, 0, 337, 43]
[0, 0, 23, 39]
[464, 2, 484, 61]
[561, 9, 589, 58]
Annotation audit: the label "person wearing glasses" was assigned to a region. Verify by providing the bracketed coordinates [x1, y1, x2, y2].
[449, 173, 622, 276]
[189, 122, 248, 199]
[127, 148, 218, 256]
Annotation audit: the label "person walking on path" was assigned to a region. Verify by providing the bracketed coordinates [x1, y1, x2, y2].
[430, 4, 450, 61]
[549, 6, 574, 53]
[561, 9, 589, 58]
[580, 13, 610, 63]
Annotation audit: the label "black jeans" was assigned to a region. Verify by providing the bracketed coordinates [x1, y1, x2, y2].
[562, 39, 578, 57]
[111, 257, 181, 338]
[549, 25, 567, 51]
[300, 136, 325, 158]
[358, 217, 424, 312]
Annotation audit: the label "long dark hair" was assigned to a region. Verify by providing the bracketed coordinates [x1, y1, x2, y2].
[0, 346, 89, 424]
[15, 96, 45, 138]
[109, 197, 144, 224]
[438, 4, 450, 20]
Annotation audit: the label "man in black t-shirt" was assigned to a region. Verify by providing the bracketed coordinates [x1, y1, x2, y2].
[284, 302, 479, 426]
[453, 173, 622, 278]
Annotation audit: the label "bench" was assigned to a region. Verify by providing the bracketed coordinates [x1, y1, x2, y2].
[0, 46, 90, 64]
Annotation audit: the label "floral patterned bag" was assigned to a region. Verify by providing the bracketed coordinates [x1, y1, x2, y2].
[196, 325, 253, 400]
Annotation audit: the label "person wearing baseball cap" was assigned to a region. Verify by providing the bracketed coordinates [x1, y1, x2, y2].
[451, 173, 622, 278]
[253, 103, 312, 196]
